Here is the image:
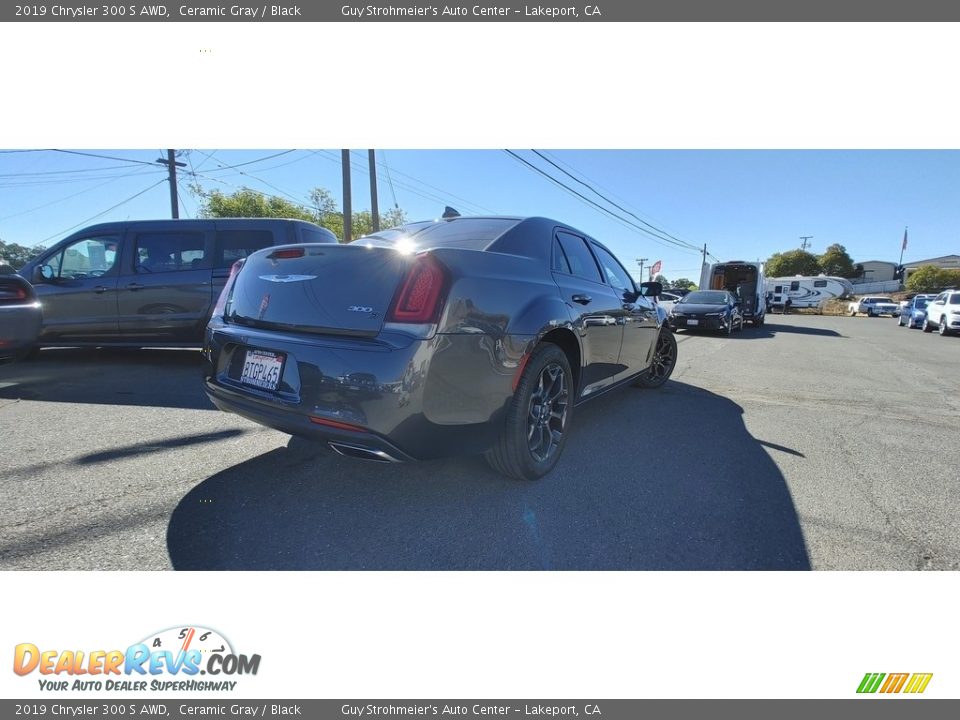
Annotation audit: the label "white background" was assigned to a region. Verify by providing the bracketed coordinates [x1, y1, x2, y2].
[2, 21, 959, 700]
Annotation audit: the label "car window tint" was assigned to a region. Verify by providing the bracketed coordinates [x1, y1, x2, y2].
[133, 232, 207, 274]
[950, 295, 960, 305]
[552, 238, 572, 273]
[52, 236, 120, 279]
[590, 243, 634, 293]
[216, 230, 274, 268]
[555, 232, 602, 283]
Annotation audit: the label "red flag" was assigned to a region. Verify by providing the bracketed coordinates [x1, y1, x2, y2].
[902, 228, 908, 251]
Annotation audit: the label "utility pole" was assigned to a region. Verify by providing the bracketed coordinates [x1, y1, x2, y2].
[636, 257, 648, 280]
[800, 235, 813, 251]
[368, 150, 379, 232]
[341, 150, 352, 243]
[155, 149, 186, 219]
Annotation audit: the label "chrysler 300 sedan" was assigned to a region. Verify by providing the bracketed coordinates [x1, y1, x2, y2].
[202, 216, 677, 480]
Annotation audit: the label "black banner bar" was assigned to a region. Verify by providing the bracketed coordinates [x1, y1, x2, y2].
[5, 0, 960, 22]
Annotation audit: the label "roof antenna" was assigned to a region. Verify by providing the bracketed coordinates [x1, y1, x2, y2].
[441, 206, 461, 219]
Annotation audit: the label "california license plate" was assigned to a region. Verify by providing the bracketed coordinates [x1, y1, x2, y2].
[240, 349, 285, 391]
[687, 319, 699, 326]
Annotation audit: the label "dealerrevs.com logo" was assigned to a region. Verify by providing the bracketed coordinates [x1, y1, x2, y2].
[857, 673, 933, 694]
[13, 626, 261, 692]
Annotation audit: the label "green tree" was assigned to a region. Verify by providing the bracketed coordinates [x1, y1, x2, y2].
[196, 186, 407, 243]
[653, 274, 669, 286]
[0, 239, 45, 270]
[199, 188, 317, 223]
[906, 265, 960, 293]
[672, 278, 697, 290]
[765, 249, 821, 277]
[818, 243, 857, 277]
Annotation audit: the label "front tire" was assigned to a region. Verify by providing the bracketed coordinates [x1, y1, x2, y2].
[485, 343, 573, 481]
[634, 328, 678, 389]
[923, 318, 933, 333]
[939, 317, 951, 336]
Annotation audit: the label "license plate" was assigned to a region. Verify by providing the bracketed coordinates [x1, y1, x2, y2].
[240, 349, 285, 391]
[687, 319, 699, 326]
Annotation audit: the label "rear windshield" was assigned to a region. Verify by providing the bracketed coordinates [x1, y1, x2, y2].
[682, 291, 728, 305]
[353, 218, 520, 251]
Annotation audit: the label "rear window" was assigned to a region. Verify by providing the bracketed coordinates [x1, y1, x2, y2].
[354, 218, 520, 251]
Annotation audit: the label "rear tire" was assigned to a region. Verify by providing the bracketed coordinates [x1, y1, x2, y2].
[634, 328, 678, 389]
[923, 318, 933, 333]
[484, 343, 573, 481]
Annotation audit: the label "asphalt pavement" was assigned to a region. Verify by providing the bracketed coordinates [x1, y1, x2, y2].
[0, 314, 957, 570]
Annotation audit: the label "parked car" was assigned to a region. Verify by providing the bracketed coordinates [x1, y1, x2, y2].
[657, 291, 682, 314]
[203, 216, 678, 480]
[0, 273, 42, 363]
[897, 294, 936, 329]
[667, 290, 744, 334]
[17, 218, 336, 348]
[922, 289, 960, 336]
[848, 296, 900, 317]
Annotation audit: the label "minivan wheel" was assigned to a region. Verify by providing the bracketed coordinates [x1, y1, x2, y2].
[634, 328, 677, 389]
[485, 343, 572, 481]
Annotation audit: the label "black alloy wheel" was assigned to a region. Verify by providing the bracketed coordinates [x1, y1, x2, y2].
[485, 343, 573, 481]
[635, 328, 678, 389]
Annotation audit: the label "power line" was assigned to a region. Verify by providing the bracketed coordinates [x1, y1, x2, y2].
[198, 149, 298, 173]
[503, 150, 703, 257]
[51, 150, 159, 166]
[530, 149, 701, 253]
[37, 178, 168, 245]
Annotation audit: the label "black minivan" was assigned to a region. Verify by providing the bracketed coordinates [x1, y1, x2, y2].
[18, 218, 337, 347]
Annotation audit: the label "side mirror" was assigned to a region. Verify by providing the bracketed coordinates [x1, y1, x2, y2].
[35, 265, 55, 282]
[639, 281, 663, 298]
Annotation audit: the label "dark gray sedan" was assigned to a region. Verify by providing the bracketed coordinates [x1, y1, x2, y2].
[202, 216, 678, 480]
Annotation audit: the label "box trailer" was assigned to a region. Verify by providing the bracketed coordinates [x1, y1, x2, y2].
[700, 260, 766, 326]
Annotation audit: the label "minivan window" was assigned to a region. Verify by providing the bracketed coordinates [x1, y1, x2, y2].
[216, 230, 276, 268]
[48, 236, 120, 279]
[135, 232, 207, 273]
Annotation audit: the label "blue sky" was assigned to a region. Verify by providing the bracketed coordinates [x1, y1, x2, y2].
[1, 149, 957, 283]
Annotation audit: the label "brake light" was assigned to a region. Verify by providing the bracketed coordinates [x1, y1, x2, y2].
[269, 247, 305, 259]
[309, 416, 367, 433]
[0, 283, 31, 305]
[386, 254, 448, 324]
[212, 260, 244, 318]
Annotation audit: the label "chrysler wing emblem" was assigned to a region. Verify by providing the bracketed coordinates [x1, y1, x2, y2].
[258, 274, 317, 283]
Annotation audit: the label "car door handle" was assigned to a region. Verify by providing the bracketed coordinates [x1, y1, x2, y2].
[572, 294, 592, 305]
[126, 283, 144, 291]
[93, 286, 111, 294]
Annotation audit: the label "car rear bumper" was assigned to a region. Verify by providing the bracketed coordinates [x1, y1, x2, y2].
[202, 321, 534, 460]
[0, 304, 42, 360]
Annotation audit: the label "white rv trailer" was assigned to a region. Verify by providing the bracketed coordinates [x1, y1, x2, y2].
[765, 275, 854, 311]
[700, 260, 766, 325]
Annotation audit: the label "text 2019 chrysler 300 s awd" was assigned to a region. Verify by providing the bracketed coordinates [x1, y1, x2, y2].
[202, 216, 678, 480]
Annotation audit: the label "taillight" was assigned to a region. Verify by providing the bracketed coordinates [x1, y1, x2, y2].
[386, 254, 448, 324]
[0, 281, 31, 305]
[212, 260, 244, 318]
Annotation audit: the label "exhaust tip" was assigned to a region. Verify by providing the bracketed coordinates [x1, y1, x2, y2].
[328, 442, 401, 463]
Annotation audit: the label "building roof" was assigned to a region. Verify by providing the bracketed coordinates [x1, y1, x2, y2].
[902, 254, 960, 268]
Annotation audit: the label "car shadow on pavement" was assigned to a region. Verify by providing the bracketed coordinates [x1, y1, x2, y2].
[167, 380, 810, 571]
[0, 348, 212, 410]
[736, 322, 843, 339]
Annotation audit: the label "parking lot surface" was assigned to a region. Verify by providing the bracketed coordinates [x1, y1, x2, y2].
[0, 314, 957, 570]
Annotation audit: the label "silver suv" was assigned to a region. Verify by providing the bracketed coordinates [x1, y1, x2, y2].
[923, 289, 960, 336]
